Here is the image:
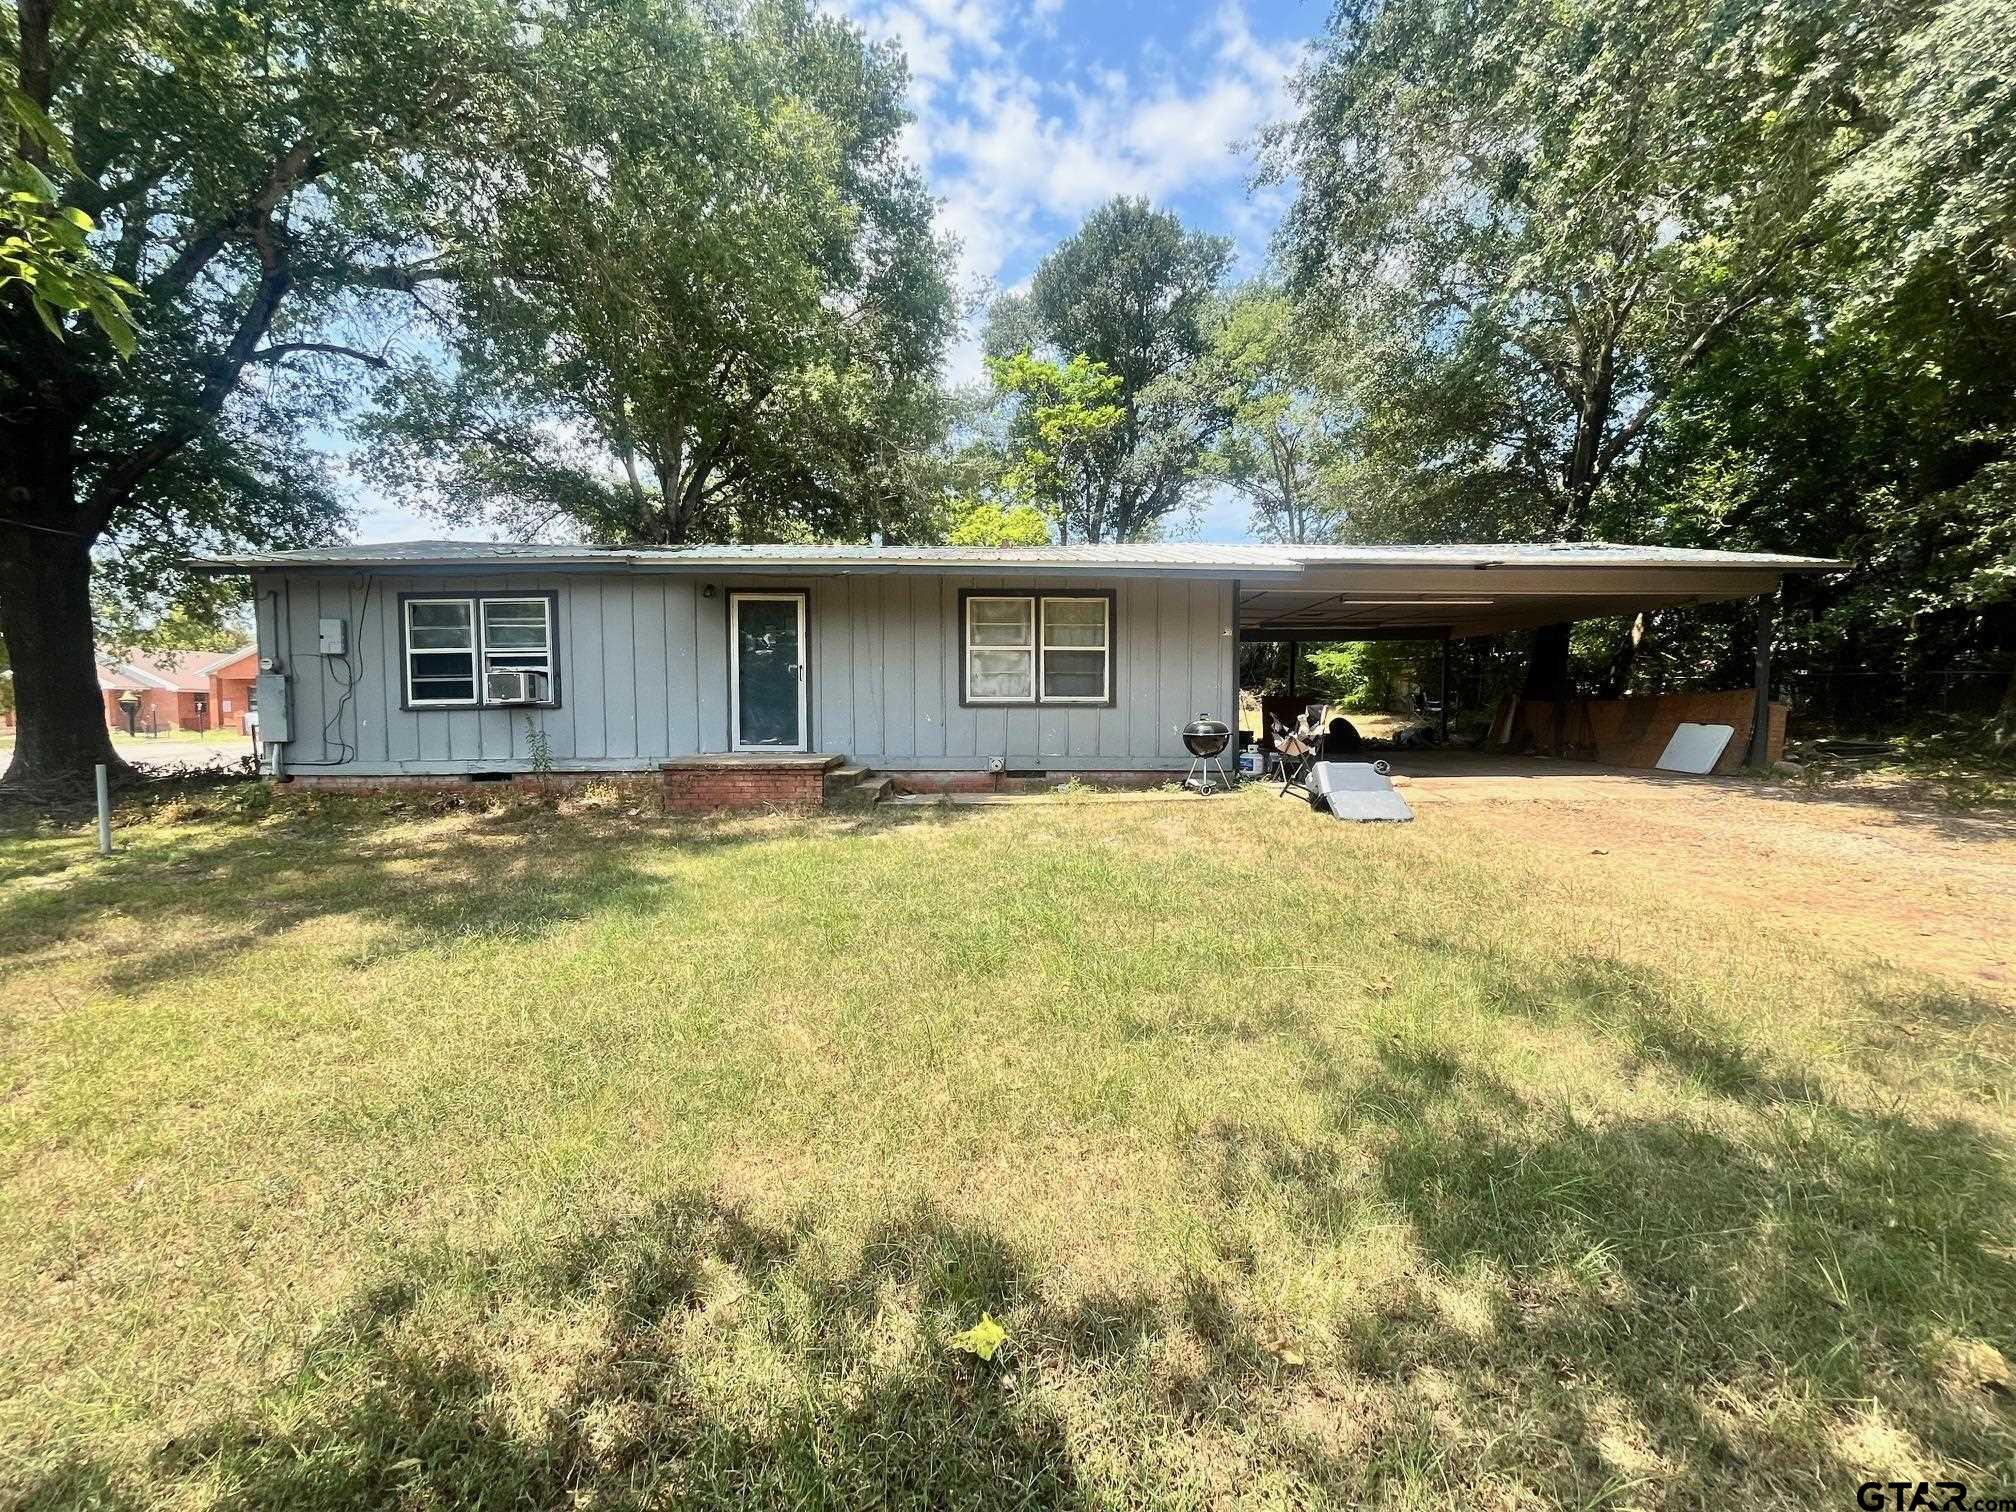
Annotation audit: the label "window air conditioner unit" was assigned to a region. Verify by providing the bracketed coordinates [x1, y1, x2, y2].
[485, 668, 548, 704]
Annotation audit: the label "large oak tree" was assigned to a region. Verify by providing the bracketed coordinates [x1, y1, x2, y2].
[1263, 0, 2014, 706]
[1, 0, 511, 790]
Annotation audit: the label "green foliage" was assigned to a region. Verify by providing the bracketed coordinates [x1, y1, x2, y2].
[1813, 0, 2016, 324]
[94, 602, 250, 659]
[1266, 0, 2016, 728]
[1266, 0, 1827, 541]
[981, 352, 1124, 537]
[1191, 285, 1349, 543]
[1299, 642, 1445, 712]
[524, 716, 553, 780]
[944, 501, 1052, 548]
[364, 0, 956, 546]
[981, 197, 1231, 542]
[1300, 643, 1371, 707]
[1, 84, 135, 355]
[2, 0, 511, 779]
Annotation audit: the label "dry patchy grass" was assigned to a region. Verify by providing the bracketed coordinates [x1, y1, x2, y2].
[1, 783, 2012, 1509]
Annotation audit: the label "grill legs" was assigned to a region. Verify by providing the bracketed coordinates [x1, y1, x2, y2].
[1184, 753, 1235, 794]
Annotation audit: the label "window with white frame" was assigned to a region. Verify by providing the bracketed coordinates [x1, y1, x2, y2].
[1040, 596, 1110, 702]
[963, 592, 1111, 705]
[405, 598, 478, 705]
[480, 597, 554, 701]
[965, 596, 1035, 702]
[403, 594, 558, 707]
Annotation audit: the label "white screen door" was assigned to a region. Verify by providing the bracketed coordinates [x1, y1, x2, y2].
[729, 592, 808, 751]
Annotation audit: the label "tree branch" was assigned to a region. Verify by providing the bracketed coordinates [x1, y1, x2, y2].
[1595, 232, 1812, 475]
[248, 341, 389, 369]
[15, 0, 55, 133]
[354, 261, 459, 292]
[85, 220, 294, 533]
[147, 137, 325, 299]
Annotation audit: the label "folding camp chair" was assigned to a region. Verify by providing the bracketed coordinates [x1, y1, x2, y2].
[1269, 712, 1321, 802]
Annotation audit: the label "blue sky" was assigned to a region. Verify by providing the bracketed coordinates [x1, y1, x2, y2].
[353, 0, 1317, 544]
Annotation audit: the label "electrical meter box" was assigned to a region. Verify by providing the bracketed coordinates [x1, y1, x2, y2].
[317, 617, 347, 655]
[254, 673, 291, 743]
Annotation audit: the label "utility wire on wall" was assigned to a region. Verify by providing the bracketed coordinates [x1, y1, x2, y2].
[275, 574, 372, 768]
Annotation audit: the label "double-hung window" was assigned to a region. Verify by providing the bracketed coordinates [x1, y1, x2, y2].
[405, 599, 479, 706]
[962, 592, 1112, 706]
[965, 596, 1037, 703]
[403, 593, 559, 708]
[1039, 597, 1110, 702]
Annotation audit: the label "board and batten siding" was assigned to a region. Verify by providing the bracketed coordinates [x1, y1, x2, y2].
[253, 570, 1237, 776]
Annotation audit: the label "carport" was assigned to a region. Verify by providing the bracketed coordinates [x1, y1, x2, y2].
[1237, 544, 1843, 767]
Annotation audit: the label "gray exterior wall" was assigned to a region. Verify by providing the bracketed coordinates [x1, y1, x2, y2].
[253, 570, 1238, 776]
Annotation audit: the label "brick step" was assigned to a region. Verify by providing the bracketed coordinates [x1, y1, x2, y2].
[825, 764, 892, 806]
[662, 753, 842, 813]
[823, 764, 870, 794]
[847, 774, 894, 806]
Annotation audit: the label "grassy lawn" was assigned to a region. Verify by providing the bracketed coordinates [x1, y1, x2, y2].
[2, 783, 2012, 1508]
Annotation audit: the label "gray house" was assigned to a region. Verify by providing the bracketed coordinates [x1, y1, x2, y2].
[190, 540, 1836, 799]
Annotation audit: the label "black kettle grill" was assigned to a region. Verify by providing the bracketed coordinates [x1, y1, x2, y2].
[1179, 712, 1234, 794]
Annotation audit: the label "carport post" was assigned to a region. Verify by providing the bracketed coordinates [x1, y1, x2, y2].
[1748, 589, 1776, 768]
[1439, 639, 1451, 746]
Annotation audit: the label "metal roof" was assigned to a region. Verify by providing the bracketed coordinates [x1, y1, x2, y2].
[186, 539, 1307, 576]
[184, 538, 1843, 638]
[187, 538, 1841, 575]
[1278, 543, 1841, 571]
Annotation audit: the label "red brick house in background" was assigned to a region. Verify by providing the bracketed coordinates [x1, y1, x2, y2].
[98, 646, 257, 734]
[205, 648, 259, 733]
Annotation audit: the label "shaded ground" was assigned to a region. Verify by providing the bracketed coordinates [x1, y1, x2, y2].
[108, 735, 257, 771]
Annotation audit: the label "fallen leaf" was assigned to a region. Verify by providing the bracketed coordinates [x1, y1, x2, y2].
[1263, 1334, 1306, 1368]
[949, 1313, 1009, 1362]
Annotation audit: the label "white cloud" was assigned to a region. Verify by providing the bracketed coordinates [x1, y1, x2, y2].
[847, 0, 1303, 310]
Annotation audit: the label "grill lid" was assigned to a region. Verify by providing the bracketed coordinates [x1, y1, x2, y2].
[1180, 712, 1232, 756]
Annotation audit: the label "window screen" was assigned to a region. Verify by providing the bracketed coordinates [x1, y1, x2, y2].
[966, 596, 1035, 702]
[405, 599, 477, 705]
[963, 593, 1112, 705]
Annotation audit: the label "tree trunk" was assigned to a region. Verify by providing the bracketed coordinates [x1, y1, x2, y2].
[1597, 612, 1648, 700]
[0, 523, 128, 792]
[1521, 621, 1574, 704]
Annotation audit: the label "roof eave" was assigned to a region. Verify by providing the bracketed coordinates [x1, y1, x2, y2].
[186, 555, 1307, 580]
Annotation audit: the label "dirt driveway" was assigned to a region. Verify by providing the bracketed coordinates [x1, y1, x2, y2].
[1384, 753, 2016, 1001]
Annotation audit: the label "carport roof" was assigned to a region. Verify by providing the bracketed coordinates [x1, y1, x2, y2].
[1236, 544, 1841, 640]
[186, 538, 1842, 638]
